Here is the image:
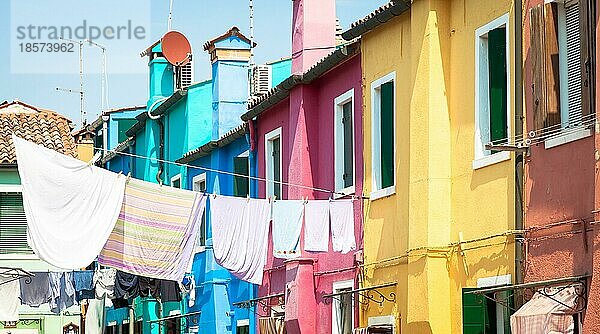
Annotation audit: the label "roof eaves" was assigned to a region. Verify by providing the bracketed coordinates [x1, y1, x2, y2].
[341, 1, 411, 40]
[125, 89, 187, 138]
[101, 137, 135, 164]
[177, 123, 248, 164]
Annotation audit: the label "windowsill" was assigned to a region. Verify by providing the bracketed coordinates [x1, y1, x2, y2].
[370, 186, 395, 201]
[334, 186, 355, 199]
[472, 151, 510, 170]
[0, 253, 38, 260]
[544, 127, 592, 149]
[194, 246, 206, 253]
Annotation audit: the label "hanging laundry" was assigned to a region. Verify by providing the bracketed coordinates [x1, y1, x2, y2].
[182, 275, 196, 307]
[114, 271, 139, 300]
[19, 272, 51, 307]
[160, 280, 181, 302]
[211, 195, 271, 285]
[272, 200, 304, 259]
[111, 297, 130, 309]
[329, 200, 356, 254]
[98, 178, 206, 282]
[85, 297, 105, 334]
[304, 200, 330, 252]
[73, 270, 95, 301]
[49, 271, 77, 314]
[139, 276, 161, 299]
[12, 136, 126, 270]
[259, 317, 286, 334]
[94, 268, 116, 300]
[0, 275, 20, 321]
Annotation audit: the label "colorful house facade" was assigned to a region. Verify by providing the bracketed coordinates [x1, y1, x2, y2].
[521, 0, 598, 332]
[342, 0, 519, 332]
[240, 0, 364, 333]
[0, 100, 82, 333]
[99, 27, 291, 334]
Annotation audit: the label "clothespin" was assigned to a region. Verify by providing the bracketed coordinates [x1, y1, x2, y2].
[126, 172, 132, 182]
[246, 194, 250, 203]
[212, 193, 217, 199]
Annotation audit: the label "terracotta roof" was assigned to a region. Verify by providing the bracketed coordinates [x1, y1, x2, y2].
[342, 1, 410, 40]
[0, 100, 78, 165]
[203, 26, 256, 51]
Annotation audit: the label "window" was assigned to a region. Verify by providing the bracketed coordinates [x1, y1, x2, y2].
[237, 319, 250, 334]
[332, 280, 354, 334]
[171, 174, 181, 189]
[462, 289, 512, 334]
[0, 192, 31, 254]
[193, 173, 207, 249]
[371, 73, 395, 199]
[117, 119, 136, 143]
[134, 320, 142, 334]
[474, 14, 511, 168]
[234, 151, 250, 198]
[265, 128, 282, 199]
[334, 89, 355, 196]
[530, 1, 593, 142]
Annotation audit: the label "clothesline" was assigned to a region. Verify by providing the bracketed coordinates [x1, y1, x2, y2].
[77, 143, 359, 198]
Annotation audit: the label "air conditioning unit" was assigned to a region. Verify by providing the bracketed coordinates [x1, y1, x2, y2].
[251, 65, 271, 97]
[176, 61, 194, 89]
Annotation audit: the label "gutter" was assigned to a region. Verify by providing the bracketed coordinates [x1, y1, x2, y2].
[341, 1, 410, 41]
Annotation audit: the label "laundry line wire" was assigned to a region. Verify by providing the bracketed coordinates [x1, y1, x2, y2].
[79, 143, 350, 197]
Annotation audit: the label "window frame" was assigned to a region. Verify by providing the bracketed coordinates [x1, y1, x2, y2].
[265, 127, 282, 199]
[370, 72, 396, 201]
[192, 173, 207, 253]
[473, 14, 512, 170]
[234, 150, 251, 198]
[0, 186, 36, 259]
[334, 88, 356, 198]
[332, 279, 355, 334]
[170, 174, 181, 188]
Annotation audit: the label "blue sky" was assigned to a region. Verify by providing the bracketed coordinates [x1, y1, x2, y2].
[0, 0, 387, 127]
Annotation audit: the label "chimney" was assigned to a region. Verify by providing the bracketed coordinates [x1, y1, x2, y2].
[141, 41, 175, 108]
[291, 0, 336, 74]
[204, 27, 253, 140]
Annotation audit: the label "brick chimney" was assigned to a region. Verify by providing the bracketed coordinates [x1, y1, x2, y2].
[291, 0, 336, 74]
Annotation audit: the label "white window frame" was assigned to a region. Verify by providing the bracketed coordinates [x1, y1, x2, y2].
[171, 174, 182, 188]
[192, 173, 207, 253]
[265, 127, 282, 199]
[236, 150, 251, 196]
[473, 14, 511, 170]
[334, 88, 356, 198]
[332, 279, 355, 334]
[370, 72, 396, 201]
[367, 315, 396, 334]
[477, 275, 512, 334]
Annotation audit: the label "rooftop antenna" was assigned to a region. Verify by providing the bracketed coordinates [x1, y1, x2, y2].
[58, 37, 85, 127]
[85, 39, 109, 113]
[249, 0, 255, 66]
[168, 0, 174, 31]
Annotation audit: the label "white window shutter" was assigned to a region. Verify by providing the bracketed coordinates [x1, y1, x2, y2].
[565, 0, 583, 126]
[0, 192, 30, 254]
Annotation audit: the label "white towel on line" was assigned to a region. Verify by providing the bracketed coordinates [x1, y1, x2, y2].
[12, 135, 126, 270]
[304, 200, 330, 252]
[211, 195, 271, 285]
[0, 275, 20, 321]
[272, 200, 304, 259]
[329, 200, 356, 254]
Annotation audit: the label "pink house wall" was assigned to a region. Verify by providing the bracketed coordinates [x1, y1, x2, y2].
[255, 54, 363, 334]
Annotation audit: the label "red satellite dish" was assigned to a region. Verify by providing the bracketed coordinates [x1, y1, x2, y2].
[161, 31, 192, 66]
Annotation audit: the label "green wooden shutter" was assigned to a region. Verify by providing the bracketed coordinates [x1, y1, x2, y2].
[488, 27, 508, 143]
[0, 192, 31, 254]
[272, 138, 281, 198]
[342, 102, 354, 189]
[233, 157, 250, 198]
[462, 289, 491, 334]
[380, 81, 394, 189]
[118, 119, 137, 143]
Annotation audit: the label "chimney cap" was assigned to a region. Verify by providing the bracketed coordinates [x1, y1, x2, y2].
[203, 26, 256, 52]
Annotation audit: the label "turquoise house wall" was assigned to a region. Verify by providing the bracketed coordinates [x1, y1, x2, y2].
[270, 58, 292, 87]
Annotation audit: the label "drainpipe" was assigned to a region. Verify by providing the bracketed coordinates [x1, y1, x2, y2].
[102, 115, 109, 163]
[514, 0, 525, 299]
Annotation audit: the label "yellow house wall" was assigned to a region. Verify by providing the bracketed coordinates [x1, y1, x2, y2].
[361, 0, 516, 333]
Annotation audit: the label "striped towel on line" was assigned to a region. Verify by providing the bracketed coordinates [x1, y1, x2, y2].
[98, 178, 206, 282]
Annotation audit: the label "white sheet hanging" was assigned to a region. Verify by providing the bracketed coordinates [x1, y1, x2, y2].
[272, 200, 304, 259]
[329, 200, 356, 254]
[12, 135, 126, 269]
[211, 195, 271, 285]
[304, 200, 330, 252]
[0, 275, 20, 321]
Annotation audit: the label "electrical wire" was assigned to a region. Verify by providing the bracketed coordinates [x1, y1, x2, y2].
[80, 143, 349, 196]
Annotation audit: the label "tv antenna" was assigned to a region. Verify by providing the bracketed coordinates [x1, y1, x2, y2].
[249, 0, 255, 66]
[57, 37, 85, 126]
[85, 39, 109, 113]
[168, 0, 174, 31]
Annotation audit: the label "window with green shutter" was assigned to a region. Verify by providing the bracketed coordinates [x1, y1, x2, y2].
[272, 137, 281, 199]
[0, 192, 31, 254]
[342, 101, 354, 189]
[380, 81, 394, 189]
[233, 156, 249, 198]
[117, 119, 137, 143]
[488, 27, 508, 144]
[462, 289, 512, 334]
